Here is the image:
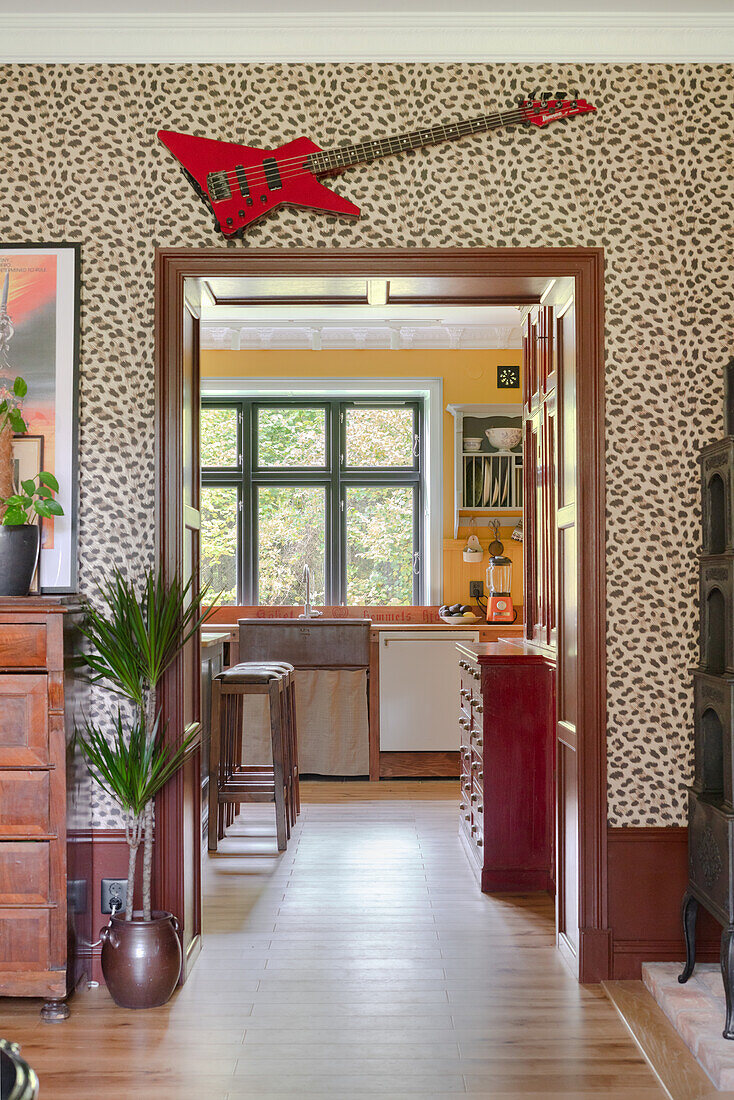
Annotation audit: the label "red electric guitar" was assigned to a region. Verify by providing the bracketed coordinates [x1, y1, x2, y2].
[158, 95, 595, 238]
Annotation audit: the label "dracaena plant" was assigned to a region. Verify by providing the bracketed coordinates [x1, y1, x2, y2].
[1, 471, 63, 526]
[76, 711, 199, 921]
[77, 565, 215, 920]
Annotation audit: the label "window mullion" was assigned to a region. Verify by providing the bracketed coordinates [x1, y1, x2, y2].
[330, 402, 343, 606]
[242, 400, 253, 606]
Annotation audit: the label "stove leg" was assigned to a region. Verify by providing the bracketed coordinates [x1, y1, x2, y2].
[723, 926, 734, 1040]
[679, 890, 698, 983]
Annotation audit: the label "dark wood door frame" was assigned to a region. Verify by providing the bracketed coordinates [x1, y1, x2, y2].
[154, 246, 608, 983]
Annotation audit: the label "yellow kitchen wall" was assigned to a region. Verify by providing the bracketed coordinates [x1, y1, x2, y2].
[200, 348, 523, 608]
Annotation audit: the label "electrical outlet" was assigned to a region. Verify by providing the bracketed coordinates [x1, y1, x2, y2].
[469, 581, 484, 598]
[101, 878, 128, 915]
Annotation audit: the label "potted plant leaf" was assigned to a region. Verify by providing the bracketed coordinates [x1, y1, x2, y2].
[0, 376, 63, 597]
[0, 374, 62, 594]
[76, 565, 214, 1009]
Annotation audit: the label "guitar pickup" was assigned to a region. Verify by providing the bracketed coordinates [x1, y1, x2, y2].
[235, 165, 250, 197]
[206, 171, 231, 202]
[262, 157, 282, 191]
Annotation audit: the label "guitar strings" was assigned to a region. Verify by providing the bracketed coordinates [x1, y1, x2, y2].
[213, 110, 530, 187]
[209, 108, 538, 193]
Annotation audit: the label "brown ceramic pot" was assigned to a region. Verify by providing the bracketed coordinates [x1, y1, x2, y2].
[100, 911, 182, 1009]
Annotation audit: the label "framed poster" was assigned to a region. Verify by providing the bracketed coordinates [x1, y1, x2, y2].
[0, 244, 80, 592]
[11, 435, 43, 594]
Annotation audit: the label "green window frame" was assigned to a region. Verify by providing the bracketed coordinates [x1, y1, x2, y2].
[201, 397, 425, 606]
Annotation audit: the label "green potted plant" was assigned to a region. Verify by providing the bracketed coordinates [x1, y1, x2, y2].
[76, 565, 214, 1009]
[0, 376, 63, 597]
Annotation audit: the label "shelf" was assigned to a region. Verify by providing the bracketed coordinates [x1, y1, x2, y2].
[448, 403, 523, 538]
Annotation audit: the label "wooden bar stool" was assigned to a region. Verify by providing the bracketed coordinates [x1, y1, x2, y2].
[209, 664, 289, 853]
[229, 660, 300, 830]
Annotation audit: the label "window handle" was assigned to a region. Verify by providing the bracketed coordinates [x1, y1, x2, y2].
[413, 433, 419, 458]
[413, 551, 420, 575]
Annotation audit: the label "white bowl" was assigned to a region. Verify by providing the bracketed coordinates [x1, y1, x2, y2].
[439, 612, 481, 626]
[486, 427, 522, 451]
[463, 437, 483, 452]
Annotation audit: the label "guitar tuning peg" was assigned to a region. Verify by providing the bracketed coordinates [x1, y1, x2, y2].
[530, 88, 541, 101]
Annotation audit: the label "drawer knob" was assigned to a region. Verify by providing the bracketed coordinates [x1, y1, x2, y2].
[459, 802, 467, 811]
[459, 717, 469, 729]
[475, 703, 483, 714]
[470, 793, 477, 802]
[474, 738, 483, 748]
[472, 670, 480, 680]
[460, 688, 470, 699]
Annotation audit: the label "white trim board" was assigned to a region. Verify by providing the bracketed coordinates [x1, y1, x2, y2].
[1, 12, 733, 63]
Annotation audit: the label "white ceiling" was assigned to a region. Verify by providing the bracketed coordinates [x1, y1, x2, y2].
[1, 6, 731, 61]
[0, 1, 730, 11]
[200, 303, 524, 352]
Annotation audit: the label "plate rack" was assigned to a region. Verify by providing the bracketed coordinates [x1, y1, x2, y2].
[448, 402, 523, 537]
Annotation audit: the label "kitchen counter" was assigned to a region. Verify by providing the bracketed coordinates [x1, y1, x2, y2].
[455, 637, 552, 661]
[206, 620, 523, 637]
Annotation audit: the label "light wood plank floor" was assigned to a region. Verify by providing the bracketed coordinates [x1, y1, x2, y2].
[0, 781, 664, 1098]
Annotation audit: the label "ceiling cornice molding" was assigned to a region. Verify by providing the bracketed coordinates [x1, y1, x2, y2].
[1, 11, 733, 64]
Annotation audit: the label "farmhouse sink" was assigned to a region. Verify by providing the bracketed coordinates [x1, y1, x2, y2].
[237, 618, 372, 669]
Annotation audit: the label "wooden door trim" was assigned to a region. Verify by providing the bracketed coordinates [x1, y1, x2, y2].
[154, 246, 607, 983]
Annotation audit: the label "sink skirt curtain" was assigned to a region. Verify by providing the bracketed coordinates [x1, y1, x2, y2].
[240, 669, 369, 776]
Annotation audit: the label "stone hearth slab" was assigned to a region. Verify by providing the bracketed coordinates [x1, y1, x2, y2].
[644, 961, 734, 1091]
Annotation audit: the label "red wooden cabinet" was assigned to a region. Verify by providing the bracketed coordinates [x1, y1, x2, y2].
[457, 640, 555, 892]
[523, 306, 557, 650]
[0, 598, 91, 1018]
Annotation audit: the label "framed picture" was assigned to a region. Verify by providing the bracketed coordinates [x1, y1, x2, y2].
[0, 244, 80, 592]
[11, 435, 44, 594]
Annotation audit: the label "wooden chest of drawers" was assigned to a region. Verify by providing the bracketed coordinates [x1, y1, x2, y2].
[0, 597, 90, 1018]
[457, 640, 555, 893]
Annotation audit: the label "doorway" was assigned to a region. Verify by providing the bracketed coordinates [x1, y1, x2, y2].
[154, 247, 607, 983]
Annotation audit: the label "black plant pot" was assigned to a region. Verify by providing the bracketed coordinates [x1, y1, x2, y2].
[0, 524, 40, 597]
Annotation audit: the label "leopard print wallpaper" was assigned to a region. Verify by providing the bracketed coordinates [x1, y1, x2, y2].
[0, 62, 732, 828]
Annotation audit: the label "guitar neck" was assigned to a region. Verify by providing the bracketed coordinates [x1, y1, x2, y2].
[308, 109, 526, 174]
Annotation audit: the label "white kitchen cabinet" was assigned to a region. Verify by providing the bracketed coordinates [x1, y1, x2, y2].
[378, 631, 481, 751]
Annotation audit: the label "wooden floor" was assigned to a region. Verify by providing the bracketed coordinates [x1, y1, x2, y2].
[0, 781, 664, 1098]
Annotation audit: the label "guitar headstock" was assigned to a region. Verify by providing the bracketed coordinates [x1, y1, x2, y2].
[518, 92, 596, 128]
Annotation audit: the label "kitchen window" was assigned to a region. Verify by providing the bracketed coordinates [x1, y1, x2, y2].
[201, 398, 425, 606]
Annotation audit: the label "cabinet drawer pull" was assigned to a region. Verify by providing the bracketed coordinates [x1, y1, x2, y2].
[461, 748, 471, 759]
[459, 801, 467, 811]
[473, 737, 483, 748]
[471, 761, 479, 770]
[460, 688, 471, 699]
[472, 670, 480, 680]
[459, 717, 469, 729]
[475, 703, 483, 714]
[470, 793, 478, 803]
